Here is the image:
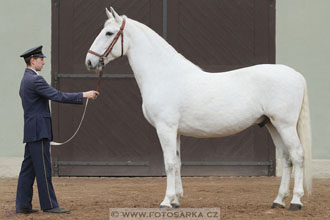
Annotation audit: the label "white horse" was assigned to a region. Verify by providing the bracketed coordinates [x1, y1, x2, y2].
[86, 7, 312, 211]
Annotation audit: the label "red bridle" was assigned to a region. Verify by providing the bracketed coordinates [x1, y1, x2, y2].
[88, 18, 126, 91]
[88, 18, 126, 59]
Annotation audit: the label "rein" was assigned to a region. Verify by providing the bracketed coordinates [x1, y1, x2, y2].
[51, 18, 126, 146]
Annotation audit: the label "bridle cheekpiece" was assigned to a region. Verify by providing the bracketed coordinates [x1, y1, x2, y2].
[88, 17, 126, 91]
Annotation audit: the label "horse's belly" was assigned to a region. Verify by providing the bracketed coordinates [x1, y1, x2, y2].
[178, 115, 257, 138]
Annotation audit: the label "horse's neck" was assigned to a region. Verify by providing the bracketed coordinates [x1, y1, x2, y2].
[126, 19, 201, 93]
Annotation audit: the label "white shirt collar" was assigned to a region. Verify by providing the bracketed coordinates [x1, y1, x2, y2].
[28, 68, 39, 75]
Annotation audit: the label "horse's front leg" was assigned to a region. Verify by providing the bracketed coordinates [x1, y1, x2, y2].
[156, 124, 178, 209]
[171, 134, 183, 209]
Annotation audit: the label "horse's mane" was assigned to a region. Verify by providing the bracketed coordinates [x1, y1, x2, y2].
[131, 19, 202, 71]
[105, 17, 202, 71]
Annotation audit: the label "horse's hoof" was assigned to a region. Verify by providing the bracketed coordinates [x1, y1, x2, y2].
[271, 203, 285, 209]
[288, 203, 302, 211]
[171, 204, 180, 209]
[160, 205, 172, 211]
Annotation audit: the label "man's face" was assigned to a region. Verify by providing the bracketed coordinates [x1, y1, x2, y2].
[31, 57, 45, 71]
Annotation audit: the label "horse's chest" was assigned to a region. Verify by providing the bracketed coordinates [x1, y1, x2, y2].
[141, 103, 154, 126]
[141, 98, 180, 127]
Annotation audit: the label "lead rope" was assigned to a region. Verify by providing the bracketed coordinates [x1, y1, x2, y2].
[50, 59, 104, 146]
[50, 99, 89, 146]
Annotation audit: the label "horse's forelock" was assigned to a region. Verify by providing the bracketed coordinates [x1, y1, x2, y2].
[104, 17, 123, 28]
[104, 19, 113, 27]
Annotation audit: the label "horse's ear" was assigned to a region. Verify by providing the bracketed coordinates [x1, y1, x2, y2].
[110, 7, 121, 23]
[105, 8, 113, 19]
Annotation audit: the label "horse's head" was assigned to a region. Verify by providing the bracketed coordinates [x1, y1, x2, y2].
[86, 7, 128, 72]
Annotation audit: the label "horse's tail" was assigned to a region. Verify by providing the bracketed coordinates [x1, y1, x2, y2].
[297, 77, 312, 196]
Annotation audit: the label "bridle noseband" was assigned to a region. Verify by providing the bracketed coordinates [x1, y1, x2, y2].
[88, 18, 126, 91]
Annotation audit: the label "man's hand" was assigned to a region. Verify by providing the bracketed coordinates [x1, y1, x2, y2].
[83, 90, 100, 100]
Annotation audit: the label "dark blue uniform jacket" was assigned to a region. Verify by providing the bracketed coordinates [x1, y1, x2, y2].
[19, 68, 83, 143]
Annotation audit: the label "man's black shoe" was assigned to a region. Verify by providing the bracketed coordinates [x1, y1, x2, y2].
[44, 207, 71, 214]
[16, 208, 39, 214]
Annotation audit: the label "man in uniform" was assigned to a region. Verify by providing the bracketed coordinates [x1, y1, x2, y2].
[16, 45, 99, 214]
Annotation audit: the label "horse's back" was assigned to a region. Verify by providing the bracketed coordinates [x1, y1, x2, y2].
[221, 64, 304, 87]
[205, 64, 305, 105]
[237, 64, 305, 114]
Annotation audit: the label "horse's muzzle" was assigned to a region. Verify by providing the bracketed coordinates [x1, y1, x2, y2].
[85, 58, 101, 72]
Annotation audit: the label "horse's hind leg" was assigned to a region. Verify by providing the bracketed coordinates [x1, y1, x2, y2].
[156, 124, 179, 209]
[274, 124, 305, 210]
[267, 124, 292, 208]
[171, 135, 183, 208]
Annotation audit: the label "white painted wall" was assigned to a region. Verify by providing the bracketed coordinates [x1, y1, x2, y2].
[275, 0, 330, 177]
[276, 0, 330, 160]
[0, 0, 51, 155]
[0, 0, 51, 176]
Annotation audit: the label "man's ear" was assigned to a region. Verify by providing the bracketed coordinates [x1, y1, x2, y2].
[30, 57, 36, 65]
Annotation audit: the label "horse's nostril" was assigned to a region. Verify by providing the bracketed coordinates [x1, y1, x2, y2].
[88, 60, 92, 67]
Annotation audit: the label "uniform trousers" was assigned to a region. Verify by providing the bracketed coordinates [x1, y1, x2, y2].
[16, 139, 58, 211]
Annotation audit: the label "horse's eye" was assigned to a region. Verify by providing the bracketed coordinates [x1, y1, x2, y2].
[106, 32, 113, 36]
